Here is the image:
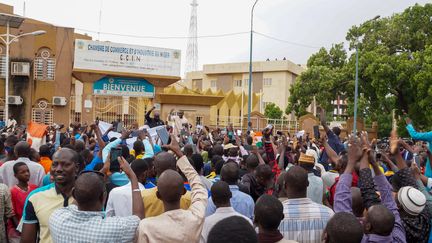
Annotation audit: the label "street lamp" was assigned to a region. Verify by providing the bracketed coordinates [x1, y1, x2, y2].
[353, 15, 380, 134]
[0, 13, 46, 123]
[247, 0, 259, 132]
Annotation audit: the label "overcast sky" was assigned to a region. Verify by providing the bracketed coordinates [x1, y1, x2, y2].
[2, 0, 430, 76]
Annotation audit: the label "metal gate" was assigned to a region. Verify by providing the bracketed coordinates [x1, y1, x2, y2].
[94, 96, 151, 127]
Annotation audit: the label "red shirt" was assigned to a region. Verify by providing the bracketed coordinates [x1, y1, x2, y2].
[10, 184, 38, 220]
[329, 172, 358, 206]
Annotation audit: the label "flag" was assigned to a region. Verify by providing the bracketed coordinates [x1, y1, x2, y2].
[253, 131, 263, 147]
[27, 121, 48, 151]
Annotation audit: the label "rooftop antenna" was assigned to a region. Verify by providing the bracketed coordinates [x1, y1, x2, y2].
[97, 0, 103, 40]
[185, 0, 198, 77]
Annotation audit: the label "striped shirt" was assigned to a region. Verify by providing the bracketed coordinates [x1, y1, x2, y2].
[49, 205, 140, 243]
[279, 198, 334, 243]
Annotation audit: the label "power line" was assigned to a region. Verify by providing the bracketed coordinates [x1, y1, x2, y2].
[254, 31, 321, 49]
[75, 27, 323, 49]
[75, 28, 249, 39]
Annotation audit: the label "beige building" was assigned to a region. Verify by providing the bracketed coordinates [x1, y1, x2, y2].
[184, 59, 316, 125]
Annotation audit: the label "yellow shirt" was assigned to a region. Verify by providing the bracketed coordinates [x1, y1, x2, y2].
[22, 184, 74, 243]
[141, 187, 191, 218]
[130, 150, 144, 159]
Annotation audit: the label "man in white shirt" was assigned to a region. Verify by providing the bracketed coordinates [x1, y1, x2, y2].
[6, 116, 17, 133]
[169, 110, 189, 138]
[200, 181, 252, 243]
[298, 154, 324, 204]
[0, 141, 45, 187]
[106, 158, 150, 217]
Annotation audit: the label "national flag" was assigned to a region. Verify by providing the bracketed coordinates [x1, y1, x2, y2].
[27, 121, 48, 151]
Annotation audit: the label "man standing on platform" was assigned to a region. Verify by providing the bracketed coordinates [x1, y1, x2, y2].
[145, 106, 165, 128]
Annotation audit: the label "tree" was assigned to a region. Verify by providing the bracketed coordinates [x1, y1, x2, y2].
[286, 43, 348, 117]
[265, 103, 283, 119]
[287, 3, 432, 137]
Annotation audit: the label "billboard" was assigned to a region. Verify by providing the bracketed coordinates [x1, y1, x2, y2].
[73, 39, 181, 77]
[93, 77, 155, 97]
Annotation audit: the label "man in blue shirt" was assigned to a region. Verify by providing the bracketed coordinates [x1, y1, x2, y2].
[319, 111, 345, 171]
[102, 130, 154, 186]
[405, 117, 432, 177]
[206, 162, 254, 219]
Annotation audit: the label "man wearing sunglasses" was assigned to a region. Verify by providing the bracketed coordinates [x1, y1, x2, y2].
[49, 156, 144, 242]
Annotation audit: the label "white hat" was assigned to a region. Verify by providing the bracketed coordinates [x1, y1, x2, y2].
[398, 186, 426, 216]
[223, 143, 238, 150]
[306, 149, 318, 164]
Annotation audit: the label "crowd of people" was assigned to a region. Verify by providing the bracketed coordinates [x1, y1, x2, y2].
[0, 108, 432, 243]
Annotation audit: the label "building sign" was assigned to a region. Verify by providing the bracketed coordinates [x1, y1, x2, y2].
[74, 39, 181, 77]
[93, 77, 155, 97]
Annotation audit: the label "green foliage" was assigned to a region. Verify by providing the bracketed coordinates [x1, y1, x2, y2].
[264, 103, 283, 119]
[287, 3, 432, 135]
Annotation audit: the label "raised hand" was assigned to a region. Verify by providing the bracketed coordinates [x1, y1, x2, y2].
[320, 110, 327, 124]
[405, 117, 412, 125]
[119, 156, 135, 179]
[360, 131, 371, 153]
[162, 134, 183, 158]
[347, 135, 362, 164]
[389, 129, 399, 155]
[411, 161, 421, 180]
[121, 129, 132, 140]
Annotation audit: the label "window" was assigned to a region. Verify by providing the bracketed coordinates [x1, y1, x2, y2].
[210, 80, 217, 88]
[234, 80, 242, 87]
[32, 108, 53, 125]
[196, 116, 203, 126]
[244, 79, 249, 86]
[0, 55, 6, 78]
[34, 49, 56, 81]
[263, 78, 272, 86]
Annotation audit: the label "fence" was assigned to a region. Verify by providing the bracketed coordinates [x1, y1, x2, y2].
[209, 116, 299, 134]
[210, 114, 378, 140]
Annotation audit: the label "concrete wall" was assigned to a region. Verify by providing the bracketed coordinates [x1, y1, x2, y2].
[161, 104, 211, 127]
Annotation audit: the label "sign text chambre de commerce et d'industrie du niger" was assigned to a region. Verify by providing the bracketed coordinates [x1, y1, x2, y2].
[73, 39, 181, 77]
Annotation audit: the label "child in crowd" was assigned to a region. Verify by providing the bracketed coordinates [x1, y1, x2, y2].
[8, 162, 38, 241]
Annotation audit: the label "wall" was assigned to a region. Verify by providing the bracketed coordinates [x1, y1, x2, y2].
[261, 71, 292, 111]
[161, 104, 211, 127]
